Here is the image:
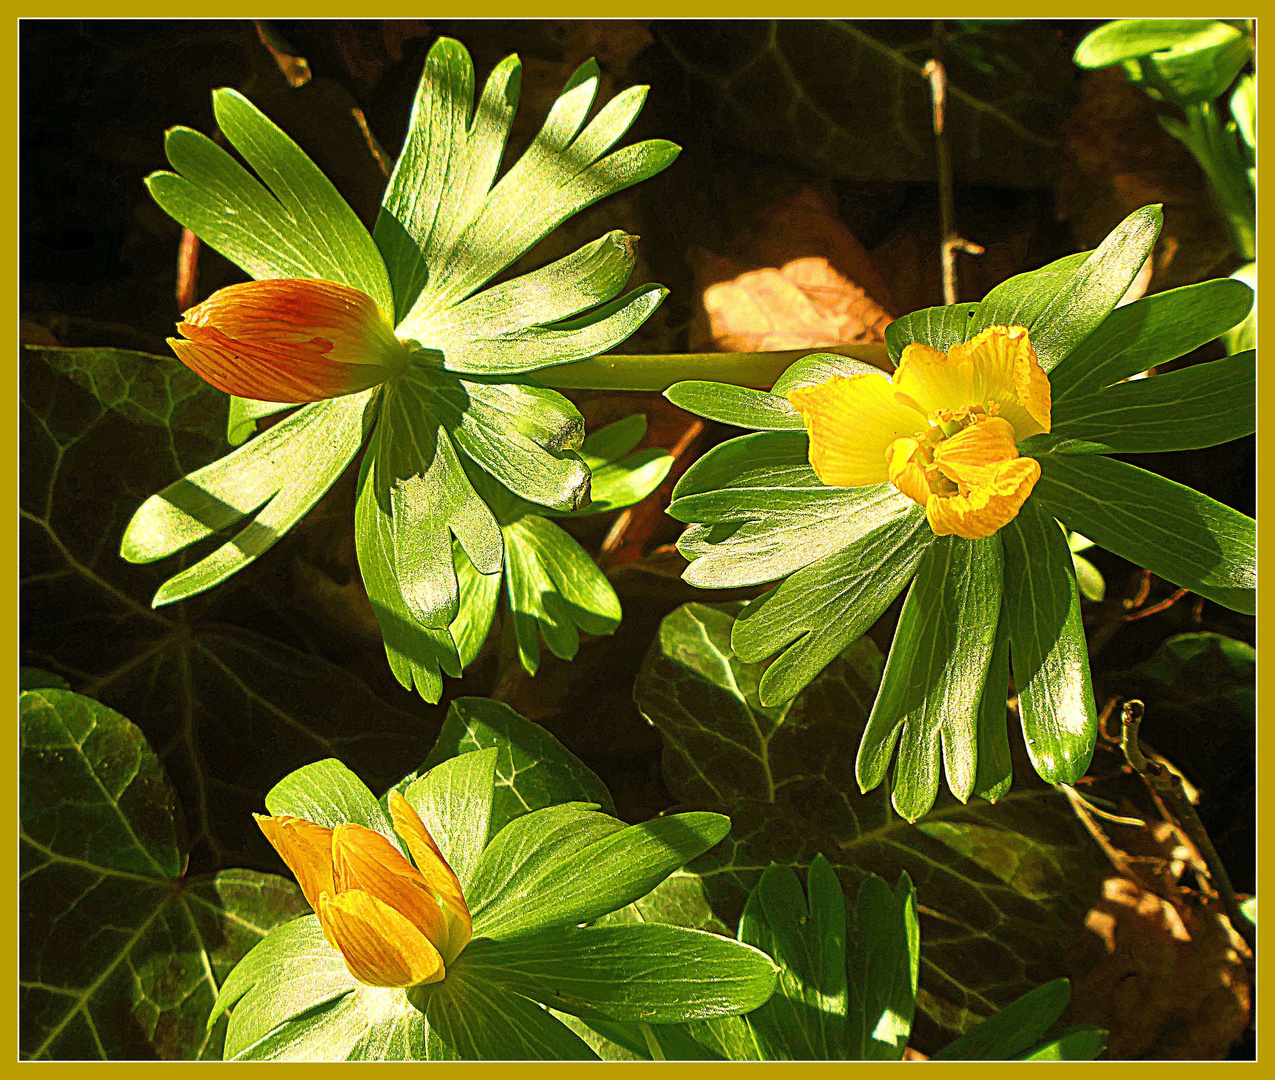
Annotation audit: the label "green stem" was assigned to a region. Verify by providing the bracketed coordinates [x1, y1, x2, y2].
[534, 343, 891, 392]
[1164, 103, 1256, 261]
[639, 1024, 666, 1061]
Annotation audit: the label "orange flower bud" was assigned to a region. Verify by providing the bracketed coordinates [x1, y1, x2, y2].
[255, 798, 471, 989]
[169, 278, 407, 402]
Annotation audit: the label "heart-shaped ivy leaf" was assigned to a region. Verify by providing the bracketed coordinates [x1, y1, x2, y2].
[20, 687, 306, 1060]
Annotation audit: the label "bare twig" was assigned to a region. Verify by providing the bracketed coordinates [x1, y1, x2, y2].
[353, 108, 393, 177]
[921, 39, 983, 306]
[176, 228, 200, 310]
[254, 20, 312, 87]
[1119, 700, 1251, 942]
[1124, 587, 1188, 622]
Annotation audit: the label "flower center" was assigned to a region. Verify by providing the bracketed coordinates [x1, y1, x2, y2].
[906, 404, 1004, 498]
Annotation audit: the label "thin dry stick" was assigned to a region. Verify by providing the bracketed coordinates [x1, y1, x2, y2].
[921, 56, 984, 305]
[1119, 700, 1251, 942]
[176, 228, 200, 310]
[353, 108, 393, 177]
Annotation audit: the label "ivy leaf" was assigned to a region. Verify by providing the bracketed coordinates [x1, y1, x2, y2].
[659, 20, 1073, 186]
[20, 688, 306, 1060]
[633, 602, 1109, 1052]
[21, 346, 440, 874]
[415, 696, 615, 835]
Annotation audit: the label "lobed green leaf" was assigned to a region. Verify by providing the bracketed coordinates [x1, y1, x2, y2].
[1048, 277, 1253, 401]
[931, 978, 1070, 1060]
[1048, 349, 1254, 454]
[731, 507, 931, 706]
[121, 390, 375, 607]
[973, 205, 1163, 373]
[151, 91, 391, 315]
[459, 925, 778, 1023]
[857, 535, 1003, 821]
[1000, 499, 1097, 785]
[1032, 453, 1255, 613]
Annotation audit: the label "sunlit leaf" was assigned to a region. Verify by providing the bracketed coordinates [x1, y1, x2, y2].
[633, 601, 1108, 1050]
[1032, 453, 1255, 613]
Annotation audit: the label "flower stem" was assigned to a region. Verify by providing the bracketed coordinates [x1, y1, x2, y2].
[535, 343, 891, 392]
[639, 1024, 666, 1061]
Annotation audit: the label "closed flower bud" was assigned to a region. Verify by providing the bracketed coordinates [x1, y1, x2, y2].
[255, 792, 472, 989]
[170, 278, 408, 402]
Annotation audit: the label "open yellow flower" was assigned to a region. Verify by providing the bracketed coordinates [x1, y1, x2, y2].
[787, 325, 1052, 539]
[255, 792, 472, 989]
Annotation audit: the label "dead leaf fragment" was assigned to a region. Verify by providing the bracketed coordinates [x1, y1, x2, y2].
[690, 186, 896, 353]
[1067, 877, 1251, 1059]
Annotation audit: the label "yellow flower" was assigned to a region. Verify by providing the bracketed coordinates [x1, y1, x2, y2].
[787, 325, 1052, 539]
[255, 792, 472, 989]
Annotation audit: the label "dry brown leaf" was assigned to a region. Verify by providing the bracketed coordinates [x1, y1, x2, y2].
[689, 186, 896, 353]
[1067, 876, 1251, 1059]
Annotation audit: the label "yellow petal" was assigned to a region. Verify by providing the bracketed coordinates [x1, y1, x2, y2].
[330, 823, 448, 951]
[317, 889, 445, 988]
[885, 437, 932, 508]
[788, 373, 927, 487]
[948, 325, 1051, 440]
[931, 415, 1021, 493]
[254, 814, 335, 912]
[891, 341, 977, 417]
[388, 792, 472, 964]
[926, 457, 1041, 539]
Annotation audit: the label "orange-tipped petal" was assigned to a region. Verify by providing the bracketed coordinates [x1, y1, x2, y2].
[388, 792, 471, 963]
[172, 278, 406, 402]
[949, 325, 1051, 440]
[926, 456, 1041, 539]
[317, 889, 445, 988]
[254, 814, 336, 911]
[788, 373, 927, 488]
[330, 823, 448, 951]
